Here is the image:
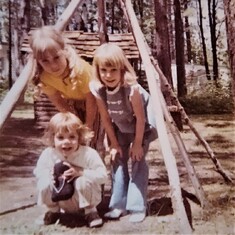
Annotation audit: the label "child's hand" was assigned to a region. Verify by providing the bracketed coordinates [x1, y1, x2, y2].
[110, 146, 122, 162]
[62, 162, 83, 182]
[129, 143, 143, 161]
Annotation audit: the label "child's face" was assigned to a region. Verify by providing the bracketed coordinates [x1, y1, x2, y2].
[54, 129, 79, 157]
[98, 65, 122, 89]
[38, 50, 67, 77]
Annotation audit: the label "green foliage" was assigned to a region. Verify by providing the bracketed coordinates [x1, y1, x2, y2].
[0, 79, 8, 103]
[179, 80, 234, 114]
[139, 0, 155, 45]
[0, 79, 34, 104]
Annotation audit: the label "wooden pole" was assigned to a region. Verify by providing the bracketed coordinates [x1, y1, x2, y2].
[158, 89, 208, 208]
[123, 0, 192, 233]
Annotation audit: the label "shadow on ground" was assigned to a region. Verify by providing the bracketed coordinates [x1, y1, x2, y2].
[48, 189, 196, 229]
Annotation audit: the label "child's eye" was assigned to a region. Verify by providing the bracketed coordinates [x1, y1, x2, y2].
[41, 59, 49, 63]
[54, 56, 60, 60]
[111, 68, 117, 72]
[57, 135, 64, 140]
[100, 68, 106, 72]
[69, 135, 76, 139]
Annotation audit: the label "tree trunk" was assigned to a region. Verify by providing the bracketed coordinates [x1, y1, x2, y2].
[198, 0, 211, 80]
[55, 0, 83, 32]
[8, 0, 12, 88]
[20, 0, 30, 73]
[154, 0, 173, 86]
[167, 0, 175, 61]
[174, 0, 187, 98]
[208, 0, 218, 80]
[223, 0, 235, 105]
[184, 0, 192, 63]
[97, 0, 108, 43]
[40, 2, 52, 25]
[11, 0, 26, 82]
[154, 0, 182, 131]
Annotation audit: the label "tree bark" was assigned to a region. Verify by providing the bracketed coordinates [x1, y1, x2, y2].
[198, 0, 211, 80]
[55, 0, 85, 31]
[97, 0, 108, 43]
[167, 0, 175, 61]
[184, 0, 192, 63]
[208, 0, 219, 80]
[223, 0, 235, 105]
[174, 0, 187, 98]
[8, 0, 12, 88]
[154, 0, 173, 86]
[154, 0, 183, 131]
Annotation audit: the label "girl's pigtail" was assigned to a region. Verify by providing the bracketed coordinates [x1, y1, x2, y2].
[64, 45, 78, 90]
[78, 125, 94, 146]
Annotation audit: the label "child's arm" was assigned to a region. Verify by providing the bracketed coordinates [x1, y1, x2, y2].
[85, 92, 97, 129]
[96, 97, 122, 158]
[47, 91, 76, 114]
[130, 88, 146, 161]
[33, 148, 54, 181]
[62, 150, 108, 185]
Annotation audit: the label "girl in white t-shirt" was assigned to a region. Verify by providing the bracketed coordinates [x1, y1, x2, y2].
[34, 112, 108, 227]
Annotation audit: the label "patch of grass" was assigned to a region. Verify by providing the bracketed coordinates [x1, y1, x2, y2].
[180, 80, 234, 114]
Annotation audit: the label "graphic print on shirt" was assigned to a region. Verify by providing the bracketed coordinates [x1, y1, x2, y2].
[107, 99, 124, 116]
[106, 87, 136, 133]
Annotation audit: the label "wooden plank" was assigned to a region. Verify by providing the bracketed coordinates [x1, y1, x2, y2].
[124, 0, 192, 233]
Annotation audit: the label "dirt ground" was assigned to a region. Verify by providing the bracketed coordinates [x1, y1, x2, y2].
[0, 105, 234, 235]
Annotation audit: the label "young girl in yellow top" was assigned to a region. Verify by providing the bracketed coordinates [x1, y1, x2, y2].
[29, 25, 96, 129]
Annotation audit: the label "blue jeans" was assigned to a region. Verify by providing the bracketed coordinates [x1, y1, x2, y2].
[109, 131, 150, 212]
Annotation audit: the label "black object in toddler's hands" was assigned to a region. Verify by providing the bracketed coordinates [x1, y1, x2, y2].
[51, 161, 75, 202]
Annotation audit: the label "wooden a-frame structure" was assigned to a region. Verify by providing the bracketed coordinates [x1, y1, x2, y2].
[0, 0, 233, 233]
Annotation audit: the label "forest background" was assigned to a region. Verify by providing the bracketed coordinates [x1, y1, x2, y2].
[0, 0, 234, 115]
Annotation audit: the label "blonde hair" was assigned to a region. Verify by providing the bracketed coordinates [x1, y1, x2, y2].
[92, 43, 138, 86]
[29, 25, 82, 86]
[43, 112, 94, 146]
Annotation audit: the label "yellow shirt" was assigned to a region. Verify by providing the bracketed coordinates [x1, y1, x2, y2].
[40, 59, 92, 100]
